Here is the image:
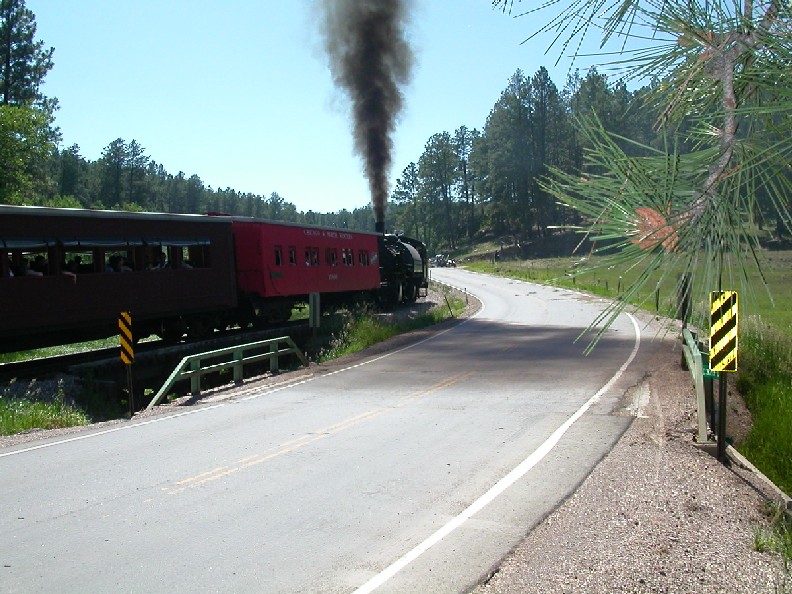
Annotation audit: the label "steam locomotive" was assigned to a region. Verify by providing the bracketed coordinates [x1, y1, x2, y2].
[0, 205, 428, 354]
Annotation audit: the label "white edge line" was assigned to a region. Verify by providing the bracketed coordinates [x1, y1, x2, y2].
[351, 312, 642, 594]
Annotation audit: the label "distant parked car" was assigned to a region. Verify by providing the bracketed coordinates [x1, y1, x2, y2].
[432, 254, 448, 267]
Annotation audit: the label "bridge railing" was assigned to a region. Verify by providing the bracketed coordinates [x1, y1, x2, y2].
[146, 336, 308, 410]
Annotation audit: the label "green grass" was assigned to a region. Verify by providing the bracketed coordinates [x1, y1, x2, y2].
[737, 321, 792, 495]
[0, 379, 90, 435]
[0, 337, 123, 364]
[753, 502, 792, 586]
[318, 288, 466, 362]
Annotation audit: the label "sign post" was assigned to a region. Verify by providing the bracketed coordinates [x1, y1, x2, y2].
[118, 311, 135, 416]
[309, 292, 321, 336]
[709, 291, 738, 462]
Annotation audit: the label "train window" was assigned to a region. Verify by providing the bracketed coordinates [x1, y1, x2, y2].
[2, 235, 212, 276]
[8, 249, 51, 276]
[311, 248, 319, 266]
[358, 251, 370, 266]
[186, 244, 209, 268]
[274, 245, 283, 267]
[288, 246, 296, 265]
[63, 250, 95, 274]
[106, 252, 134, 272]
[326, 248, 338, 267]
[180, 246, 202, 268]
[304, 248, 311, 266]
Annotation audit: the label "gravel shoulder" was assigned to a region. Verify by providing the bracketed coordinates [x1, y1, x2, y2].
[472, 325, 789, 593]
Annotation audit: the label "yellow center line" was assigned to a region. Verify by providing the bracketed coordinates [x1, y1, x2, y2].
[172, 466, 230, 487]
[161, 372, 473, 495]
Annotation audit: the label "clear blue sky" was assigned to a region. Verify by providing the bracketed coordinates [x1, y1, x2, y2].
[27, 0, 621, 214]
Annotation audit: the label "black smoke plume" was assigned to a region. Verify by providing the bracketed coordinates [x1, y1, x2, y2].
[320, 0, 413, 230]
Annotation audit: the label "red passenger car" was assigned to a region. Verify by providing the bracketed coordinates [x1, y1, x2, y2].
[231, 220, 381, 322]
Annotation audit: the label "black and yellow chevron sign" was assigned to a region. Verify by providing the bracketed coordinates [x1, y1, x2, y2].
[118, 311, 134, 365]
[709, 291, 738, 372]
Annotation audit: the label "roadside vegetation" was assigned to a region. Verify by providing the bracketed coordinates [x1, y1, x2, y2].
[0, 379, 90, 436]
[755, 502, 792, 562]
[0, 339, 121, 435]
[318, 284, 466, 362]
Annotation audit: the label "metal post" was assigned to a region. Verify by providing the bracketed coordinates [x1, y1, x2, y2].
[126, 364, 134, 417]
[717, 374, 728, 462]
[190, 359, 201, 396]
[270, 341, 279, 374]
[309, 292, 320, 338]
[705, 376, 715, 436]
[233, 348, 243, 384]
[444, 295, 455, 318]
[677, 273, 692, 326]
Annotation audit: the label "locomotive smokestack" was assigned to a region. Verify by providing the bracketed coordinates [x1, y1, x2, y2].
[375, 221, 385, 234]
[320, 0, 414, 230]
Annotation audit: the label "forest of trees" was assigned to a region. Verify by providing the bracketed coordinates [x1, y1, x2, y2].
[386, 67, 662, 252]
[2, 0, 787, 257]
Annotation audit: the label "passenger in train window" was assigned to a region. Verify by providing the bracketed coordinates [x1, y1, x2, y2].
[149, 251, 168, 270]
[107, 255, 132, 272]
[65, 256, 82, 274]
[19, 258, 43, 276]
[31, 255, 48, 274]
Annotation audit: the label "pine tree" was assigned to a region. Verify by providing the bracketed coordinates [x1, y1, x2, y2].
[0, 0, 54, 108]
[0, 0, 57, 203]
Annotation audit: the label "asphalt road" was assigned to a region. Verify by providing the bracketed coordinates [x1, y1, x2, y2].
[1, 268, 656, 593]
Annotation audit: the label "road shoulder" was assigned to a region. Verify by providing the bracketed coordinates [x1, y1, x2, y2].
[472, 332, 787, 593]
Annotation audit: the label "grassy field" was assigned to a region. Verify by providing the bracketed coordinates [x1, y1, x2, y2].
[464, 251, 792, 495]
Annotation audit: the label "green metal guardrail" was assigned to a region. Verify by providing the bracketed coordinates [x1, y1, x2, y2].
[681, 327, 711, 444]
[146, 336, 308, 410]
